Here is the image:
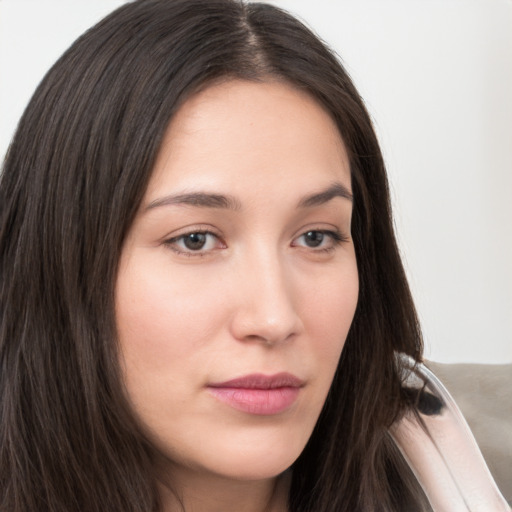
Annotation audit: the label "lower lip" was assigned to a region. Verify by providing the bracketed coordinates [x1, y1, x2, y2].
[207, 386, 300, 415]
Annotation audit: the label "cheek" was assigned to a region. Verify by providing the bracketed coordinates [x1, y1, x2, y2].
[114, 255, 230, 449]
[116, 254, 223, 365]
[291, 258, 359, 408]
[114, 252, 232, 423]
[299, 259, 359, 354]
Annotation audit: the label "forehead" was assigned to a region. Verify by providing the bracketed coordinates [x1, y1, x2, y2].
[146, 79, 351, 200]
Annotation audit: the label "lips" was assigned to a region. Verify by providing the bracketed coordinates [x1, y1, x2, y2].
[207, 372, 303, 415]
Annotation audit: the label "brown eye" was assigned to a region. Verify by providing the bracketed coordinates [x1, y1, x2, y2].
[292, 229, 347, 252]
[164, 230, 224, 256]
[303, 231, 324, 248]
[183, 232, 207, 250]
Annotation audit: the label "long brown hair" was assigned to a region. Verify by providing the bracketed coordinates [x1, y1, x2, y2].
[0, 1, 425, 510]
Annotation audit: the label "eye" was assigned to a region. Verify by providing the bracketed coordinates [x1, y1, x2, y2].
[292, 229, 347, 251]
[164, 231, 224, 256]
[301, 231, 326, 248]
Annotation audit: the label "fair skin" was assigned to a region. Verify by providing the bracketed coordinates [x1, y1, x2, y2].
[116, 79, 359, 512]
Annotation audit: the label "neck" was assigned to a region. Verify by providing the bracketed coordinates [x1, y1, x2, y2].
[157, 467, 291, 512]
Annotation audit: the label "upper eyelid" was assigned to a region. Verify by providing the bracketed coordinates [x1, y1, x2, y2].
[167, 229, 216, 241]
[292, 229, 347, 246]
[163, 224, 221, 241]
[292, 225, 349, 240]
[166, 230, 221, 246]
[166, 226, 342, 239]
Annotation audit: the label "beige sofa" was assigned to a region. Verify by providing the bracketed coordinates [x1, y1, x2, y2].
[426, 361, 512, 504]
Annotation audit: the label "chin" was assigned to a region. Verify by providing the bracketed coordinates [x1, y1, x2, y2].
[156, 431, 305, 483]
[201, 434, 306, 481]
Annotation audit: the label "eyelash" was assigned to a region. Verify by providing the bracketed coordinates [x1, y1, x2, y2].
[163, 228, 349, 257]
[163, 230, 223, 258]
[293, 229, 349, 252]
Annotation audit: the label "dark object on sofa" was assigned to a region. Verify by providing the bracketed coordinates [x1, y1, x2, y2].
[426, 361, 512, 504]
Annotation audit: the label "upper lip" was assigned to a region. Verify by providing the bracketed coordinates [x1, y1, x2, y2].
[208, 372, 304, 389]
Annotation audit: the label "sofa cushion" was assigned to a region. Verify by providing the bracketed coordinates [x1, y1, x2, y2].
[426, 361, 512, 504]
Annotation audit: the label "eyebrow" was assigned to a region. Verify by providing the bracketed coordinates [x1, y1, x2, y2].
[145, 192, 242, 211]
[297, 182, 353, 208]
[145, 182, 352, 212]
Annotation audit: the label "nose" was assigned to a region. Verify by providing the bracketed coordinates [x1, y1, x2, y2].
[229, 249, 303, 346]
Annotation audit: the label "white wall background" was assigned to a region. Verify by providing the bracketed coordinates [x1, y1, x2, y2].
[1, 0, 511, 363]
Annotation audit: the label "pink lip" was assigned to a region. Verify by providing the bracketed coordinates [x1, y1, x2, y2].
[207, 373, 303, 415]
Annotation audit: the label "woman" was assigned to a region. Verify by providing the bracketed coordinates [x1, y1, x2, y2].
[0, 0, 425, 510]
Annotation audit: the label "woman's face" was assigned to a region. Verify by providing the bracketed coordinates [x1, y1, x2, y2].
[116, 80, 358, 483]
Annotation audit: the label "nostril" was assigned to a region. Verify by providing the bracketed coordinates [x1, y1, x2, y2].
[245, 331, 295, 347]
